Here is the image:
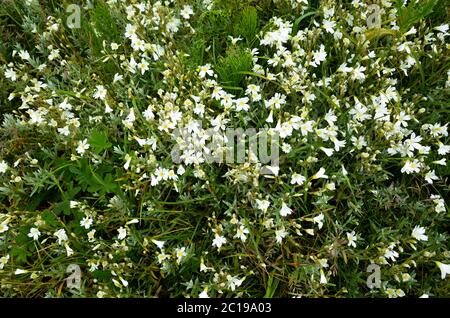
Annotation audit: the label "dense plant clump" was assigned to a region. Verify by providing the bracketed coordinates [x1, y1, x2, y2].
[0, 0, 449, 297]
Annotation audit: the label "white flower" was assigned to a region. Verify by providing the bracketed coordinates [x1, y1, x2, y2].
[234, 225, 249, 242]
[425, 170, 438, 184]
[279, 202, 293, 217]
[434, 24, 449, 33]
[152, 239, 165, 250]
[76, 139, 90, 155]
[351, 65, 366, 82]
[322, 19, 336, 33]
[313, 213, 324, 229]
[19, 50, 30, 60]
[320, 268, 327, 284]
[157, 252, 169, 264]
[0, 222, 9, 233]
[198, 64, 213, 78]
[212, 234, 227, 249]
[80, 217, 93, 229]
[65, 243, 74, 257]
[311, 44, 327, 67]
[54, 229, 68, 245]
[199, 288, 209, 298]
[117, 227, 127, 240]
[137, 59, 149, 75]
[175, 247, 187, 264]
[28, 228, 41, 241]
[0, 255, 9, 270]
[110, 42, 119, 50]
[291, 173, 306, 185]
[436, 262, 450, 279]
[401, 273, 411, 282]
[312, 167, 328, 180]
[0, 160, 8, 173]
[411, 226, 428, 241]
[180, 5, 194, 19]
[58, 126, 70, 136]
[401, 159, 421, 174]
[166, 16, 181, 33]
[320, 147, 334, 157]
[431, 194, 446, 213]
[15, 269, 28, 275]
[235, 97, 250, 112]
[87, 230, 96, 242]
[113, 73, 123, 83]
[93, 85, 107, 100]
[255, 199, 271, 212]
[5, 68, 17, 82]
[346, 231, 357, 247]
[275, 227, 288, 243]
[433, 158, 446, 166]
[437, 143, 450, 155]
[226, 275, 243, 291]
[4, 68, 17, 81]
[383, 244, 399, 263]
[265, 93, 286, 109]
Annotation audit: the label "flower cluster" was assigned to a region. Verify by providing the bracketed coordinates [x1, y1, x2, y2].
[0, 0, 449, 298]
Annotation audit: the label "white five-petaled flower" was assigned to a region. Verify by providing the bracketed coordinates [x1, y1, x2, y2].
[255, 199, 271, 212]
[226, 275, 243, 291]
[234, 225, 249, 242]
[198, 64, 213, 78]
[436, 262, 450, 279]
[401, 159, 421, 174]
[411, 226, 428, 241]
[346, 231, 357, 248]
[235, 97, 250, 112]
[93, 85, 107, 100]
[76, 139, 90, 155]
[0, 222, 9, 233]
[117, 227, 127, 240]
[4, 68, 17, 81]
[291, 173, 306, 185]
[311, 44, 327, 67]
[212, 234, 227, 249]
[137, 59, 149, 75]
[28, 227, 41, 241]
[425, 170, 438, 184]
[0, 255, 9, 270]
[0, 160, 8, 174]
[19, 50, 30, 60]
[80, 216, 93, 229]
[175, 247, 187, 264]
[280, 202, 293, 217]
[54, 229, 68, 245]
[313, 213, 324, 229]
[180, 5, 194, 19]
[275, 227, 288, 243]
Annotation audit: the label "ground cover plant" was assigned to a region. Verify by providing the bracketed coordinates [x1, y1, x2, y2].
[0, 0, 449, 298]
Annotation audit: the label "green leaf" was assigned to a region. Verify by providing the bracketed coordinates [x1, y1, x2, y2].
[53, 200, 71, 216]
[42, 210, 59, 228]
[92, 270, 112, 281]
[11, 247, 31, 264]
[398, 0, 438, 31]
[88, 129, 112, 154]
